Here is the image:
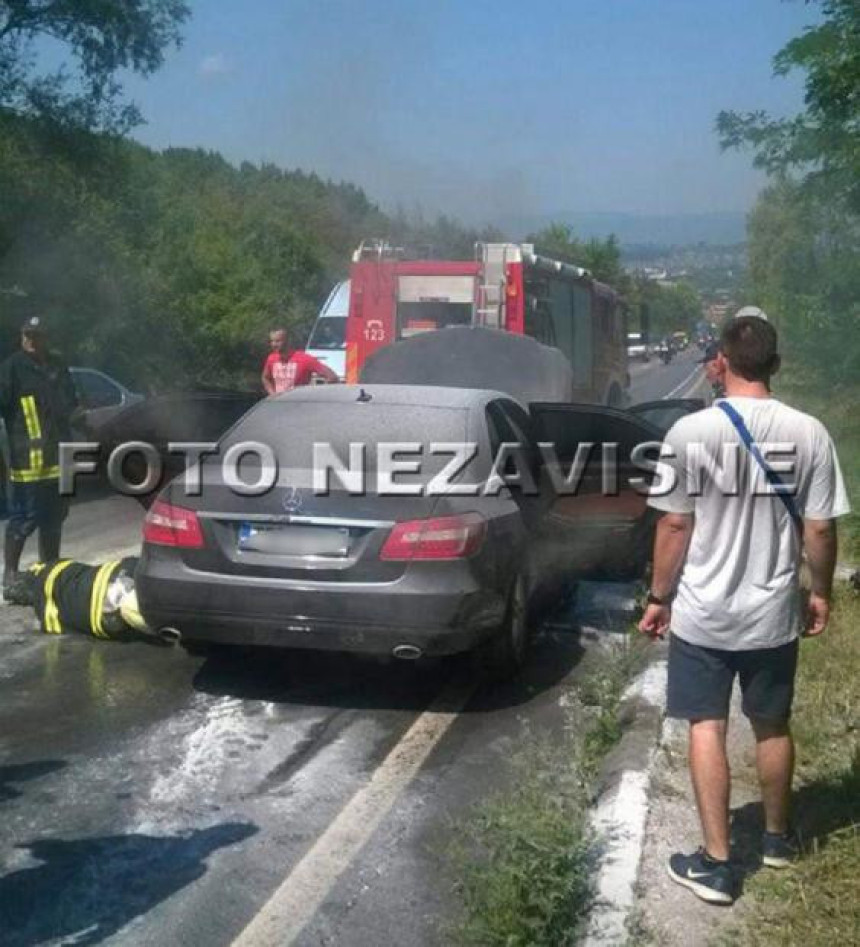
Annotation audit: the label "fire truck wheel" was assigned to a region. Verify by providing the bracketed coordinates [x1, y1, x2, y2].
[474, 574, 530, 681]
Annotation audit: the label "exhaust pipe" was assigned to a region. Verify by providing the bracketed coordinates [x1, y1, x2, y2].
[392, 644, 423, 661]
[157, 626, 182, 645]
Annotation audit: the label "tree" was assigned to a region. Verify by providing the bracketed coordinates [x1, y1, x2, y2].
[717, 0, 860, 210]
[526, 223, 624, 287]
[629, 276, 702, 339]
[717, 0, 860, 384]
[0, 0, 189, 133]
[745, 180, 860, 379]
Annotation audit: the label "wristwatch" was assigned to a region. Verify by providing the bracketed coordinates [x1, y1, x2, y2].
[646, 590, 673, 607]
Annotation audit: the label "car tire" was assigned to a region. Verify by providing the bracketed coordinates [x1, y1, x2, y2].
[474, 574, 530, 681]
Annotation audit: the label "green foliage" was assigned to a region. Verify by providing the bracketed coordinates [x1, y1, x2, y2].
[449, 737, 592, 947]
[0, 112, 503, 390]
[626, 274, 702, 339]
[528, 222, 705, 339]
[719, 0, 860, 387]
[746, 179, 860, 383]
[448, 637, 648, 947]
[774, 366, 860, 562]
[737, 587, 860, 945]
[0, 0, 190, 133]
[526, 222, 624, 286]
[717, 0, 860, 212]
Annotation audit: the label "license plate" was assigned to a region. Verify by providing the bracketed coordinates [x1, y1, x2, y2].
[238, 522, 350, 557]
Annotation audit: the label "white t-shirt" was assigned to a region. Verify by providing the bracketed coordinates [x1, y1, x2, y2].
[648, 397, 850, 650]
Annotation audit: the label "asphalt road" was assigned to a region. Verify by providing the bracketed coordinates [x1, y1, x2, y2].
[0, 357, 705, 947]
[628, 345, 705, 405]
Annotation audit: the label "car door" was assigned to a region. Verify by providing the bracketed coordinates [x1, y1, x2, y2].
[628, 398, 705, 434]
[528, 401, 697, 582]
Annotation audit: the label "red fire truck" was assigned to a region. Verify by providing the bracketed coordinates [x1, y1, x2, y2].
[344, 240, 630, 406]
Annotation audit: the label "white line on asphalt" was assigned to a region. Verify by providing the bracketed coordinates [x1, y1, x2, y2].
[664, 365, 702, 399]
[231, 679, 476, 947]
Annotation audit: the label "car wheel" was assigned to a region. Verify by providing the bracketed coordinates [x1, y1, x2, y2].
[475, 574, 530, 681]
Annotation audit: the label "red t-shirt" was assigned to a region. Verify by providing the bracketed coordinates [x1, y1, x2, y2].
[263, 350, 330, 394]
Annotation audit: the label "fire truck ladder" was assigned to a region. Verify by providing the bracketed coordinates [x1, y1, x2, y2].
[475, 243, 509, 329]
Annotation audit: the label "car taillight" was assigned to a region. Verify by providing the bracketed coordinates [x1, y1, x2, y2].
[143, 499, 204, 548]
[380, 514, 486, 561]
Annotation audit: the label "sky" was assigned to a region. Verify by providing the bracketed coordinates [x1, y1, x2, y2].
[120, 0, 820, 226]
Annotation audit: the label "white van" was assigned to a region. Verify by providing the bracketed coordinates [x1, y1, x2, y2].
[305, 280, 349, 379]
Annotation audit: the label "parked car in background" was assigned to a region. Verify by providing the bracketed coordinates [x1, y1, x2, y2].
[305, 279, 349, 379]
[70, 367, 144, 433]
[136, 382, 702, 676]
[89, 389, 261, 505]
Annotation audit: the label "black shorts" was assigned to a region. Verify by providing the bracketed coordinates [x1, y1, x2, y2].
[667, 633, 799, 722]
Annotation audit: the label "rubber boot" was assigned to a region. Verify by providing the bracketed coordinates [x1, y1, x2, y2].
[38, 526, 62, 565]
[3, 529, 27, 602]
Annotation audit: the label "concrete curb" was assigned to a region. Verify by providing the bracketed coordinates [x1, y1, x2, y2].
[582, 651, 668, 947]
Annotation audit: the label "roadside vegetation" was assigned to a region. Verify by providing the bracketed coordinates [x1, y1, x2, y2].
[719, 4, 860, 940]
[446, 636, 648, 947]
[0, 4, 701, 396]
[736, 587, 860, 946]
[773, 370, 860, 564]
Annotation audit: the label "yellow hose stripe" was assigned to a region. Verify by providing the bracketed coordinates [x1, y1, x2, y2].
[43, 560, 73, 634]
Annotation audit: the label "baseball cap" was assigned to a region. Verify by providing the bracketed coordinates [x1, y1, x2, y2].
[21, 316, 46, 334]
[734, 305, 769, 322]
[698, 341, 721, 363]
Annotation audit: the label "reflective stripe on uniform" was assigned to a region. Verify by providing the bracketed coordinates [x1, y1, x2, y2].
[43, 560, 73, 634]
[9, 464, 61, 482]
[12, 394, 57, 481]
[91, 561, 121, 638]
[21, 395, 42, 440]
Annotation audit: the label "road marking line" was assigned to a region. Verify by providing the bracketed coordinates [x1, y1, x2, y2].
[231, 679, 475, 947]
[664, 365, 701, 399]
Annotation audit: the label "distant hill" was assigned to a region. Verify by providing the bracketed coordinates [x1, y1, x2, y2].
[495, 211, 748, 246]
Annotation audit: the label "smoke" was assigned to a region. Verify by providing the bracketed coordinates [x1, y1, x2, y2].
[258, 1, 535, 228]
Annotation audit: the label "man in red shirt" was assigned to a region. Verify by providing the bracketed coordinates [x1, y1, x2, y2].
[261, 327, 338, 396]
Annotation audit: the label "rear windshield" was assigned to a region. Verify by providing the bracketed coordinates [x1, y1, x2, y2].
[308, 316, 346, 349]
[220, 400, 475, 478]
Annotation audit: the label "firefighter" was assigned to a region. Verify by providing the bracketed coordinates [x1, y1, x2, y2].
[24, 557, 150, 638]
[0, 317, 79, 602]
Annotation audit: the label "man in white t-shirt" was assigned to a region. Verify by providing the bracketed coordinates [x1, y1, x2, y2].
[639, 316, 850, 905]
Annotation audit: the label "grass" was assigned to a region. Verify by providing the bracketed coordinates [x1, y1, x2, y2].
[735, 587, 860, 946]
[727, 362, 860, 944]
[446, 635, 648, 947]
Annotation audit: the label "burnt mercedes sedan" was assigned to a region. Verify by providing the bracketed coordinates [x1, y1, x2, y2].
[136, 384, 699, 675]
